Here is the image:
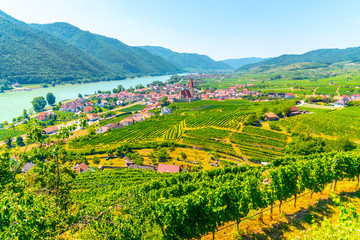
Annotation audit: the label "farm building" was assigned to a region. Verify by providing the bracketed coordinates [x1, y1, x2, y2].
[157, 164, 181, 173]
[265, 112, 280, 121]
[42, 126, 58, 135]
[74, 162, 89, 174]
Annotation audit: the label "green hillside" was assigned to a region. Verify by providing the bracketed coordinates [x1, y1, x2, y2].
[0, 10, 111, 84]
[138, 45, 233, 72]
[221, 57, 266, 69]
[31, 23, 180, 76]
[238, 46, 360, 71]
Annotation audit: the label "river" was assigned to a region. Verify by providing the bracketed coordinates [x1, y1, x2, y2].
[0, 75, 172, 123]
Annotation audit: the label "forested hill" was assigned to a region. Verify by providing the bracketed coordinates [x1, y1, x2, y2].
[221, 57, 266, 69]
[31, 23, 180, 76]
[138, 45, 233, 72]
[0, 10, 110, 84]
[237, 47, 360, 71]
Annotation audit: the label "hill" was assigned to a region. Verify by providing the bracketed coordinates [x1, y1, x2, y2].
[0, 10, 111, 84]
[221, 57, 266, 69]
[31, 23, 180, 76]
[138, 45, 233, 72]
[238, 46, 360, 71]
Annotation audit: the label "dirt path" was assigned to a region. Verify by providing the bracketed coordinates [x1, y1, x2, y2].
[336, 87, 340, 96]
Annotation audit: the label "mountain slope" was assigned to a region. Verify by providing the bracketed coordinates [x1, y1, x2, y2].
[238, 47, 360, 71]
[0, 10, 112, 84]
[31, 23, 180, 76]
[138, 46, 233, 71]
[221, 57, 266, 69]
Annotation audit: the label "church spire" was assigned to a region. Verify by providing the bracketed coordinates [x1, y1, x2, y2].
[189, 79, 194, 88]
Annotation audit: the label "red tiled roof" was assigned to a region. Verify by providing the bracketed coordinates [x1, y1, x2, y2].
[76, 162, 89, 174]
[290, 106, 299, 112]
[157, 164, 180, 173]
[42, 126, 58, 134]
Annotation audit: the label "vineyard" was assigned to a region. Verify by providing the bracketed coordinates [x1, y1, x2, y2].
[184, 127, 229, 140]
[163, 121, 184, 140]
[279, 106, 360, 139]
[60, 150, 360, 239]
[185, 110, 247, 130]
[182, 136, 235, 155]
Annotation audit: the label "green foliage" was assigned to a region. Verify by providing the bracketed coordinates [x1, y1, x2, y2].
[16, 136, 25, 147]
[156, 148, 170, 162]
[31, 96, 47, 112]
[46, 92, 56, 105]
[185, 127, 229, 140]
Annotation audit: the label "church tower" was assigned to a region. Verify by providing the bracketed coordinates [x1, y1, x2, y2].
[189, 79, 195, 98]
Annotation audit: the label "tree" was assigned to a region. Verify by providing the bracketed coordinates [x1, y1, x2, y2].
[79, 118, 89, 130]
[22, 109, 28, 119]
[161, 96, 169, 106]
[117, 85, 125, 92]
[32, 96, 47, 112]
[4, 136, 12, 148]
[16, 136, 25, 147]
[92, 156, 100, 164]
[78, 93, 83, 98]
[156, 149, 169, 162]
[135, 84, 144, 90]
[46, 92, 56, 105]
[180, 151, 187, 161]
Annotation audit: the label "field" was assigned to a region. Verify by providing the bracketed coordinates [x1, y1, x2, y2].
[278, 106, 360, 140]
[69, 100, 294, 164]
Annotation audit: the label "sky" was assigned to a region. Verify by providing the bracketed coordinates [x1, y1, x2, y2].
[1, 0, 360, 60]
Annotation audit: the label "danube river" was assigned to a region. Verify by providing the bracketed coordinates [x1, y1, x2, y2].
[0, 75, 172, 122]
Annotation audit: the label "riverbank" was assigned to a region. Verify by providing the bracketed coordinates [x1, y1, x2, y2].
[0, 75, 175, 123]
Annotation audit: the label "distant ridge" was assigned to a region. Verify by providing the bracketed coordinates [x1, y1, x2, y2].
[237, 47, 360, 71]
[138, 45, 233, 72]
[221, 57, 267, 69]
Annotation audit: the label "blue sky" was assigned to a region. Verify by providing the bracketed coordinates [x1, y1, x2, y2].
[1, 0, 360, 60]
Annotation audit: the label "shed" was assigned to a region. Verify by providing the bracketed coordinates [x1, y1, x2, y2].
[21, 162, 36, 175]
[265, 112, 279, 121]
[157, 164, 181, 173]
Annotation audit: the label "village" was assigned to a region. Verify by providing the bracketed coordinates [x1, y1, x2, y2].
[36, 74, 359, 135]
[17, 75, 354, 176]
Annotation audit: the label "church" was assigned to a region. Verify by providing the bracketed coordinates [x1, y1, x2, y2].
[176, 79, 197, 102]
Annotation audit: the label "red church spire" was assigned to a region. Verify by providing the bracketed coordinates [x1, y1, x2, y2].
[189, 79, 194, 88]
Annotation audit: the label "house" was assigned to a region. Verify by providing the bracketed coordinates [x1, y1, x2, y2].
[352, 94, 360, 100]
[42, 126, 58, 135]
[285, 93, 294, 98]
[333, 98, 348, 107]
[268, 92, 276, 98]
[289, 106, 302, 116]
[37, 112, 47, 121]
[160, 107, 172, 115]
[143, 112, 155, 119]
[277, 92, 285, 98]
[21, 162, 36, 176]
[290, 106, 299, 112]
[74, 162, 89, 174]
[265, 112, 280, 121]
[121, 116, 134, 126]
[86, 113, 99, 121]
[84, 106, 94, 113]
[157, 164, 181, 173]
[133, 114, 145, 122]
